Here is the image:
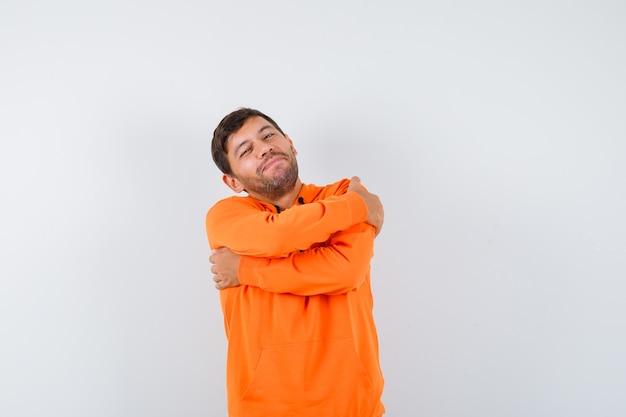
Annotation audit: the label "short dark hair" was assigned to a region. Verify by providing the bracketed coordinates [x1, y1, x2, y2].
[211, 108, 285, 175]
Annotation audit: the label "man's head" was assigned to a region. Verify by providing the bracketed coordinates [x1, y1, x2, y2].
[212, 108, 286, 175]
[211, 108, 299, 202]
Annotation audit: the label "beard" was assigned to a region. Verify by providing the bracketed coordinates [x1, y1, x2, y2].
[240, 151, 299, 201]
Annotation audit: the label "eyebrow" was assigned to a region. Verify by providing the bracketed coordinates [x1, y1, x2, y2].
[257, 125, 273, 135]
[232, 125, 274, 156]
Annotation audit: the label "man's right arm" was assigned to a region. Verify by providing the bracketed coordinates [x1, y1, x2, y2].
[206, 177, 383, 258]
[206, 192, 366, 257]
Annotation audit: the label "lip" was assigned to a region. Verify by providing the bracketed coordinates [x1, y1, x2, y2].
[262, 155, 284, 172]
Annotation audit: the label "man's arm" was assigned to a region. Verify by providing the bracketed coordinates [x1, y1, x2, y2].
[206, 177, 383, 257]
[210, 222, 375, 296]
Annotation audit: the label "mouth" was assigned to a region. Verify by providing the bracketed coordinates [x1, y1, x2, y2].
[261, 155, 285, 172]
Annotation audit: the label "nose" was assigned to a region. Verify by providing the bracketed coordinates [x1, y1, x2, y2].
[258, 142, 273, 158]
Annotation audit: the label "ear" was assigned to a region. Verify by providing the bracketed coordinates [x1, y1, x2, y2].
[285, 134, 298, 156]
[222, 174, 245, 193]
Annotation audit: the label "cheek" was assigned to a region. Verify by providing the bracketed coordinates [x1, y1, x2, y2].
[235, 160, 259, 177]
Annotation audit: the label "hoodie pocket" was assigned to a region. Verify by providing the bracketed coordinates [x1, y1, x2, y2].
[240, 336, 373, 417]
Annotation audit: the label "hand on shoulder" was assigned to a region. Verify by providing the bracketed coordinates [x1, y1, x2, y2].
[348, 176, 384, 236]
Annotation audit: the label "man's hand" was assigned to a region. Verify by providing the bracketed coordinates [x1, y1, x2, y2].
[348, 176, 384, 236]
[209, 247, 242, 290]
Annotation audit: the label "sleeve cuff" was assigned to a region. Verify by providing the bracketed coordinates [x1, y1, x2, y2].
[238, 255, 264, 287]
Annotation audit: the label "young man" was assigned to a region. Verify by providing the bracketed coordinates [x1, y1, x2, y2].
[206, 108, 385, 417]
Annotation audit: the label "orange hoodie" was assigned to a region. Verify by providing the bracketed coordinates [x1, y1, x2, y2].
[206, 179, 385, 417]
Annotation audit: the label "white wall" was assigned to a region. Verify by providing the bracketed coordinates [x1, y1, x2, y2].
[1, 1, 624, 416]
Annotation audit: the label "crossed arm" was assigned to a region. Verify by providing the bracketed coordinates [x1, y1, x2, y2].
[208, 177, 383, 295]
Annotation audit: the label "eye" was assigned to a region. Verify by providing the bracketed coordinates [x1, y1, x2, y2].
[240, 147, 251, 158]
[263, 133, 274, 140]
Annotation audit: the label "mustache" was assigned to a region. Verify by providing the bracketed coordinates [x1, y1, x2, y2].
[259, 151, 290, 171]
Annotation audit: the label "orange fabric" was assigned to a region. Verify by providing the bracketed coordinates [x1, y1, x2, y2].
[206, 179, 385, 417]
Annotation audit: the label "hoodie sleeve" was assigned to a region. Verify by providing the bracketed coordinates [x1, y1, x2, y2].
[237, 222, 375, 296]
[206, 190, 367, 258]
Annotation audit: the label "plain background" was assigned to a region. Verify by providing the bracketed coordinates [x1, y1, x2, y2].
[1, 1, 625, 416]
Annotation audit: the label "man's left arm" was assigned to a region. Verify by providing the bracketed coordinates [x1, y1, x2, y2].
[210, 222, 375, 296]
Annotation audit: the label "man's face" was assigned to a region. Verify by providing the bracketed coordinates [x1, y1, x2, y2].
[223, 116, 299, 201]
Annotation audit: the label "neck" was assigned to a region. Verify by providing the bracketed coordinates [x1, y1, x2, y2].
[249, 178, 303, 211]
